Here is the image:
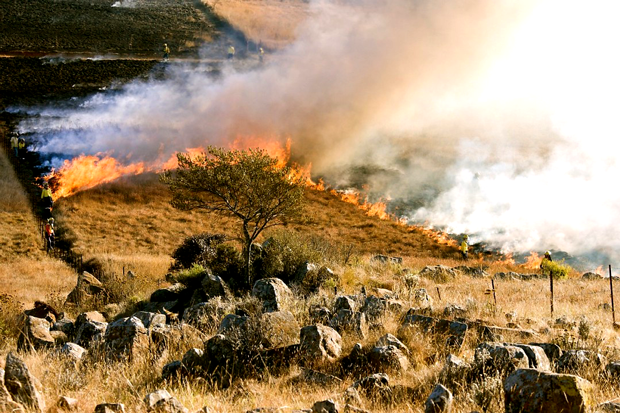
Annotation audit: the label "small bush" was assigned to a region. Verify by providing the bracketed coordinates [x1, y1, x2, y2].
[208, 243, 244, 291]
[542, 259, 572, 279]
[176, 264, 209, 289]
[170, 233, 227, 270]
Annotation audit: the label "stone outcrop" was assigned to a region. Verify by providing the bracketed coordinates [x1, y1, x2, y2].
[474, 342, 529, 376]
[259, 310, 300, 349]
[424, 384, 453, 413]
[4, 352, 45, 413]
[368, 345, 410, 375]
[329, 310, 368, 339]
[399, 311, 468, 351]
[299, 325, 342, 367]
[252, 278, 293, 312]
[17, 315, 55, 351]
[104, 316, 149, 360]
[504, 368, 592, 413]
[419, 266, 458, 283]
[65, 271, 106, 305]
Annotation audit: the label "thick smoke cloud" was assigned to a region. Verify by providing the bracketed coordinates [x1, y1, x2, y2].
[19, 0, 620, 264]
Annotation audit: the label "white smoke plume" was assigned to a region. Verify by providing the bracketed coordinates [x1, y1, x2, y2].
[16, 0, 620, 263]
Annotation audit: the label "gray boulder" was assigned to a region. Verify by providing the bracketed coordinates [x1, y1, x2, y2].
[259, 310, 300, 349]
[183, 298, 234, 331]
[329, 310, 368, 339]
[4, 352, 45, 413]
[368, 345, 410, 375]
[17, 316, 55, 351]
[312, 400, 338, 413]
[419, 265, 458, 283]
[202, 272, 231, 299]
[94, 403, 126, 413]
[334, 296, 357, 313]
[424, 384, 453, 413]
[252, 278, 293, 312]
[439, 354, 471, 384]
[104, 316, 149, 361]
[375, 333, 409, 355]
[512, 344, 551, 370]
[412, 288, 433, 309]
[399, 312, 468, 351]
[474, 342, 529, 376]
[361, 295, 385, 321]
[55, 342, 87, 364]
[132, 311, 166, 329]
[0, 368, 26, 413]
[557, 350, 607, 374]
[504, 368, 592, 413]
[74, 311, 107, 348]
[299, 325, 342, 367]
[349, 373, 392, 403]
[65, 271, 106, 305]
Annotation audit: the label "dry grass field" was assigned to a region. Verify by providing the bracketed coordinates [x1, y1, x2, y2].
[0, 129, 75, 310]
[0, 168, 615, 411]
[202, 0, 310, 48]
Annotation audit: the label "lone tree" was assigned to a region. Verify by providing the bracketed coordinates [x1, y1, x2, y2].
[160, 146, 306, 287]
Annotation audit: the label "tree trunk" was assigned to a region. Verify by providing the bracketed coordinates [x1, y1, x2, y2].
[243, 224, 252, 288]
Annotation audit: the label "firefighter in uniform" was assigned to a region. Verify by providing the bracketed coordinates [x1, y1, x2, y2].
[227, 45, 235, 59]
[163, 43, 170, 61]
[460, 234, 469, 260]
[45, 218, 55, 253]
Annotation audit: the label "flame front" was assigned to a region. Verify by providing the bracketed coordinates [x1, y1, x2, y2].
[48, 155, 145, 198]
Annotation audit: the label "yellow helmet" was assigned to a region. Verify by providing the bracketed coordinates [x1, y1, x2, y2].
[463, 234, 469, 240]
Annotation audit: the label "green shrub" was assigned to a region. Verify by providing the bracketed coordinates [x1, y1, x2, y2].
[170, 233, 227, 270]
[542, 259, 572, 279]
[176, 264, 209, 288]
[207, 243, 244, 291]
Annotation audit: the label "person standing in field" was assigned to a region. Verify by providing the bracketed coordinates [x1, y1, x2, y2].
[10, 134, 19, 157]
[45, 218, 55, 253]
[259, 47, 264, 63]
[227, 45, 235, 59]
[41, 182, 53, 209]
[18, 137, 26, 158]
[460, 234, 469, 260]
[163, 43, 170, 61]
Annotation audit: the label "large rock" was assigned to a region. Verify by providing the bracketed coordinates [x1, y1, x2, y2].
[504, 368, 593, 413]
[183, 298, 234, 331]
[419, 266, 458, 283]
[375, 333, 409, 356]
[132, 311, 166, 329]
[334, 296, 357, 313]
[0, 368, 26, 413]
[557, 350, 607, 375]
[474, 342, 529, 376]
[144, 390, 189, 413]
[329, 310, 368, 339]
[512, 344, 551, 371]
[299, 325, 342, 367]
[104, 316, 149, 361]
[259, 311, 300, 349]
[349, 373, 392, 404]
[439, 354, 471, 384]
[4, 352, 45, 413]
[252, 278, 293, 312]
[17, 316, 55, 351]
[55, 342, 87, 364]
[65, 271, 106, 304]
[361, 295, 385, 321]
[368, 345, 410, 375]
[202, 272, 231, 299]
[94, 403, 126, 413]
[398, 312, 468, 351]
[150, 283, 186, 303]
[312, 400, 338, 413]
[150, 323, 206, 359]
[425, 384, 453, 413]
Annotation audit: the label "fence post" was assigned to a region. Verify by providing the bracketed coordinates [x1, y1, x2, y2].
[549, 269, 554, 317]
[610, 265, 616, 324]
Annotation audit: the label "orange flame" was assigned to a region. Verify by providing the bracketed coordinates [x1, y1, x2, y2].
[48, 155, 145, 198]
[496, 252, 516, 266]
[521, 251, 541, 270]
[417, 227, 458, 247]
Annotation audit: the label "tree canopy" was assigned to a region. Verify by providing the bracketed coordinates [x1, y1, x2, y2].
[160, 146, 306, 287]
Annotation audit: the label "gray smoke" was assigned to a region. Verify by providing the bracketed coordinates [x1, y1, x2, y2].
[20, 0, 620, 265]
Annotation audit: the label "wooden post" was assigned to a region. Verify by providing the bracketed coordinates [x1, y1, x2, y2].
[436, 286, 441, 301]
[549, 269, 554, 317]
[610, 265, 616, 324]
[491, 278, 497, 307]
